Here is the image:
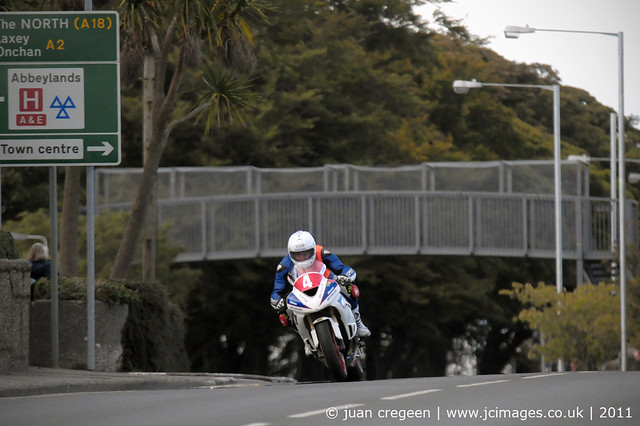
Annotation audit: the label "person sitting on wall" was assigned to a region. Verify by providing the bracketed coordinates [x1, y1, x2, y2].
[27, 243, 51, 300]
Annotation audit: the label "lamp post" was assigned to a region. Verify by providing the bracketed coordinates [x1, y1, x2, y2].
[453, 80, 563, 293]
[504, 25, 628, 371]
[454, 80, 563, 372]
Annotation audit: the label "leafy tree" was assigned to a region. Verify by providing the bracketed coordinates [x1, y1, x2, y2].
[4, 0, 640, 379]
[120, 0, 639, 377]
[501, 282, 620, 370]
[0, 167, 51, 222]
[202, 0, 460, 167]
[109, 0, 267, 281]
[622, 249, 640, 350]
[185, 259, 279, 374]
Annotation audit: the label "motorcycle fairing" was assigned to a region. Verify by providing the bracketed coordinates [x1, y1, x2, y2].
[293, 271, 324, 293]
[286, 293, 309, 310]
[288, 269, 340, 314]
[321, 280, 339, 304]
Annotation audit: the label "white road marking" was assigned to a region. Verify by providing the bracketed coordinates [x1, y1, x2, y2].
[381, 389, 443, 400]
[195, 383, 262, 389]
[456, 379, 510, 387]
[289, 403, 364, 418]
[522, 373, 568, 379]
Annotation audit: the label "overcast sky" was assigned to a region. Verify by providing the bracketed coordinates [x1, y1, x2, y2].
[418, 0, 640, 128]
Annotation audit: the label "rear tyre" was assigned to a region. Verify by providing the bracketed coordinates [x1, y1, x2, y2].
[316, 321, 347, 381]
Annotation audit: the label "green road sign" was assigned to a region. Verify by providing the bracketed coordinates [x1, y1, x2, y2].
[0, 11, 120, 166]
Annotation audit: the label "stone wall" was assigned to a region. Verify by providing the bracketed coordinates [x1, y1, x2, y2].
[0, 259, 31, 373]
[30, 300, 128, 371]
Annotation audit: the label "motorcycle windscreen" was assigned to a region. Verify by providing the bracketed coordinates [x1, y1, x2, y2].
[291, 260, 327, 280]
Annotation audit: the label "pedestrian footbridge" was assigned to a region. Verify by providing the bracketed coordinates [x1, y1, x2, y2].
[95, 161, 636, 276]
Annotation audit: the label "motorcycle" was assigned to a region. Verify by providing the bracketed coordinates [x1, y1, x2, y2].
[284, 260, 365, 382]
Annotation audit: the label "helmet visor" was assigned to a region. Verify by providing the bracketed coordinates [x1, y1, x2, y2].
[291, 248, 314, 262]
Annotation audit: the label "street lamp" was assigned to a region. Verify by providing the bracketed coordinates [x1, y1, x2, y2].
[505, 25, 629, 371]
[452, 79, 483, 94]
[452, 80, 563, 295]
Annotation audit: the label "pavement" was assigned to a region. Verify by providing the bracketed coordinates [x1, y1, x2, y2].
[0, 367, 296, 398]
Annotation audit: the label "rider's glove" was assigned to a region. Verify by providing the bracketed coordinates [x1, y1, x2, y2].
[335, 275, 352, 285]
[272, 297, 286, 312]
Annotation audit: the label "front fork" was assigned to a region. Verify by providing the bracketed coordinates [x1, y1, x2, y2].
[305, 311, 365, 367]
[307, 312, 346, 352]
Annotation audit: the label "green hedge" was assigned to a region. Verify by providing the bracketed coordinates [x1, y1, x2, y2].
[0, 230, 19, 259]
[34, 277, 189, 372]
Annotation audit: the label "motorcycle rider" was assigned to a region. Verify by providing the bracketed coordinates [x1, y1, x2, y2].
[270, 230, 371, 338]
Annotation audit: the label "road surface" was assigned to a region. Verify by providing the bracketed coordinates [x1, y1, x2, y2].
[1, 371, 638, 425]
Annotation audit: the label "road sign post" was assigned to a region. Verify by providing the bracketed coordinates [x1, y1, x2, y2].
[0, 11, 120, 166]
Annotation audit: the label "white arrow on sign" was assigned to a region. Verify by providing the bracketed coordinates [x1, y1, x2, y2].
[87, 141, 114, 156]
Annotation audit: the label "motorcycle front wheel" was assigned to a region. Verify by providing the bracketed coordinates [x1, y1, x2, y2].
[316, 321, 348, 381]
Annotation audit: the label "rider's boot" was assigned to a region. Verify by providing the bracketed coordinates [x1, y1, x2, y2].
[352, 306, 371, 338]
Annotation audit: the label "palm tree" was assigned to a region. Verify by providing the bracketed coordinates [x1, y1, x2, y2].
[110, 0, 266, 281]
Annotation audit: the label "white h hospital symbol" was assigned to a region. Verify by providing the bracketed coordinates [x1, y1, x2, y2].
[19, 88, 43, 112]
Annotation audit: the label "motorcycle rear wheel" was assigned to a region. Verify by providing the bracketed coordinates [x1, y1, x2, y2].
[316, 321, 348, 381]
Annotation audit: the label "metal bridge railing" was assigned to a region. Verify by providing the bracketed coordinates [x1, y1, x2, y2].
[140, 191, 619, 263]
[95, 160, 591, 205]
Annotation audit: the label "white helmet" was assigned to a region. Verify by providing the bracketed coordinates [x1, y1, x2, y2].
[288, 230, 316, 270]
